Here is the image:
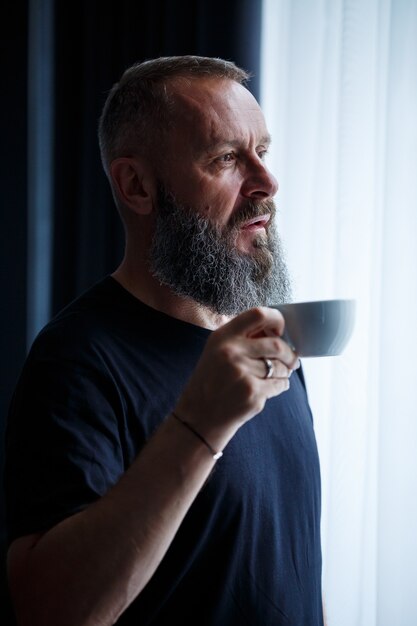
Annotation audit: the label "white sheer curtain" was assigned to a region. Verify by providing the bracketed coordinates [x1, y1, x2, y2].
[261, 1, 417, 625]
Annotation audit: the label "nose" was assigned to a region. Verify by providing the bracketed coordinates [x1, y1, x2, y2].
[240, 158, 279, 200]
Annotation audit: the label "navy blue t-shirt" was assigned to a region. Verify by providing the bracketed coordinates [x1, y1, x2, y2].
[5, 277, 323, 625]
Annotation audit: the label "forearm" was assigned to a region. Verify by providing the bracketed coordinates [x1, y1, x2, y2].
[9, 415, 234, 626]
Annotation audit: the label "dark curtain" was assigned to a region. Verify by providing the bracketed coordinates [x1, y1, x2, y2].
[1, 0, 263, 623]
[0, 2, 29, 624]
[52, 0, 263, 314]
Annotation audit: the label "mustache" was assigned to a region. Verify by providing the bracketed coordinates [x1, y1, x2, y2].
[228, 199, 276, 229]
[156, 180, 276, 232]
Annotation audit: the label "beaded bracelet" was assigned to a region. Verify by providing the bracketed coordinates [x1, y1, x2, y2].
[171, 412, 223, 460]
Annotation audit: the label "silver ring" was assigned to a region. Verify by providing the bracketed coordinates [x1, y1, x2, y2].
[263, 357, 274, 379]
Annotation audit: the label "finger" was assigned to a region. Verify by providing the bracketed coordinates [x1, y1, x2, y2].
[254, 376, 291, 399]
[217, 307, 285, 339]
[243, 336, 300, 369]
[263, 377, 291, 398]
[257, 358, 292, 380]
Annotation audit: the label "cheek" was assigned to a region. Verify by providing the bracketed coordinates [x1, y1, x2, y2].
[201, 185, 239, 223]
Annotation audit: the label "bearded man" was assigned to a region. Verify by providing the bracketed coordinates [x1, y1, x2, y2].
[5, 56, 324, 626]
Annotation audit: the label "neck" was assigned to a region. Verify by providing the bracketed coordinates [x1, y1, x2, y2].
[112, 260, 232, 331]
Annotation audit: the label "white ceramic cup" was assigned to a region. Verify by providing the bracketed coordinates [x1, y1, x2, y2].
[271, 299, 356, 357]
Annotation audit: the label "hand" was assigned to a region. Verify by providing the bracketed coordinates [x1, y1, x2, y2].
[174, 307, 300, 450]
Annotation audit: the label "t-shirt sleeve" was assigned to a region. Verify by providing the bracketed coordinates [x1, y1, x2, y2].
[4, 334, 126, 544]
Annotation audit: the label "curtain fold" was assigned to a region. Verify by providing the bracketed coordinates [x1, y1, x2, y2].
[261, 1, 417, 624]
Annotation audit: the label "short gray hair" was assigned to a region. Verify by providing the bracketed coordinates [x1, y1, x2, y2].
[98, 55, 250, 177]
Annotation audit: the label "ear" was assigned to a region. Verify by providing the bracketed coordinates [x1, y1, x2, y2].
[110, 157, 155, 215]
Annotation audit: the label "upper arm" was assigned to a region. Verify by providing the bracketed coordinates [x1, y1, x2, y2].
[4, 348, 126, 543]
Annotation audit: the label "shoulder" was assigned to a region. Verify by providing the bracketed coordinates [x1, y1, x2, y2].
[36, 277, 117, 344]
[29, 276, 143, 363]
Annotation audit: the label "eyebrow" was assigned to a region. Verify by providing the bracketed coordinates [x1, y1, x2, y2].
[204, 134, 272, 154]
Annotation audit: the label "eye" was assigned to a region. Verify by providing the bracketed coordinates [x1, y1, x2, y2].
[217, 152, 236, 164]
[257, 148, 269, 160]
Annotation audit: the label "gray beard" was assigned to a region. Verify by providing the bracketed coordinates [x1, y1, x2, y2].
[149, 185, 292, 316]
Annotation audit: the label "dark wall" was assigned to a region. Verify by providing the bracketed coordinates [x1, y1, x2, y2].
[0, 1, 263, 622]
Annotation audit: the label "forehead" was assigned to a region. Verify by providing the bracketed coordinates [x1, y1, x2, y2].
[167, 77, 269, 152]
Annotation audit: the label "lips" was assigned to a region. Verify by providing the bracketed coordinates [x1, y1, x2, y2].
[241, 214, 271, 231]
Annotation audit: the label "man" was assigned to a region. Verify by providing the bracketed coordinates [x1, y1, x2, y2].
[4, 56, 323, 625]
